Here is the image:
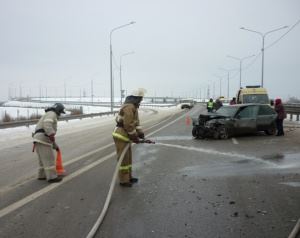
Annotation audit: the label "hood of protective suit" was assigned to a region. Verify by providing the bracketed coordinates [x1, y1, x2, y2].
[124, 95, 143, 108]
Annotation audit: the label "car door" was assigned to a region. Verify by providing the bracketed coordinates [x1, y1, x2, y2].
[234, 105, 258, 135]
[256, 105, 277, 131]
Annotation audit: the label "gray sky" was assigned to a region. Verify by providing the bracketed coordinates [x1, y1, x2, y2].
[0, 0, 299, 101]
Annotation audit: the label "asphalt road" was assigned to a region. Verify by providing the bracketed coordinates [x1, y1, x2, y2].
[0, 104, 299, 238]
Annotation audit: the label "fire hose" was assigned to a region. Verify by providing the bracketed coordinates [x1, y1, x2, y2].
[288, 218, 300, 238]
[86, 139, 155, 238]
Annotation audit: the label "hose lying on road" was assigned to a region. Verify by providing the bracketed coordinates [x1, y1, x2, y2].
[85, 112, 185, 237]
[288, 218, 300, 238]
[85, 143, 130, 238]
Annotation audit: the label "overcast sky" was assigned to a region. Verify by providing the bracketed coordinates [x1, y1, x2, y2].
[0, 0, 299, 101]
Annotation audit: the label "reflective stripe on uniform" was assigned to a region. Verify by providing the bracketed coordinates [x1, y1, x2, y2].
[119, 165, 132, 172]
[33, 139, 52, 146]
[136, 126, 142, 130]
[44, 165, 56, 171]
[112, 132, 130, 142]
[44, 119, 54, 123]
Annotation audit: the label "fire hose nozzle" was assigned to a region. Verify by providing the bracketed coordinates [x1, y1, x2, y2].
[140, 139, 155, 144]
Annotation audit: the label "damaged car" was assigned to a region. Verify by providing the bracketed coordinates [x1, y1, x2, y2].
[192, 104, 277, 139]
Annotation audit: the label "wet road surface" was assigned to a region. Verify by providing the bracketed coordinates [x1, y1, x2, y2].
[0, 104, 299, 238]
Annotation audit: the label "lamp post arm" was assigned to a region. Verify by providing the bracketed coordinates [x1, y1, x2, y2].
[240, 27, 263, 37]
[241, 54, 256, 61]
[110, 22, 136, 42]
[264, 26, 288, 37]
[227, 55, 241, 61]
[240, 25, 288, 88]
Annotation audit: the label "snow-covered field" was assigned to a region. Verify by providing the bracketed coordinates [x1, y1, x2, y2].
[31, 97, 113, 103]
[0, 98, 177, 122]
[0, 104, 111, 121]
[0, 107, 45, 120]
[0, 106, 180, 151]
[0, 100, 110, 121]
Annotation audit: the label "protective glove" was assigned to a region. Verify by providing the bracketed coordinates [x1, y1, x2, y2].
[129, 134, 140, 144]
[137, 132, 145, 139]
[132, 138, 140, 144]
[52, 142, 60, 151]
[49, 134, 55, 142]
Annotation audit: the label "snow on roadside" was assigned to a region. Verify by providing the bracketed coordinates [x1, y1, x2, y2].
[1, 100, 176, 121]
[0, 106, 179, 151]
[0, 107, 45, 119]
[0, 101, 112, 122]
[0, 113, 114, 151]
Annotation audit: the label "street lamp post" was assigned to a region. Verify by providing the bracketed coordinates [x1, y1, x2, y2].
[110, 21, 135, 112]
[120, 51, 135, 105]
[227, 54, 255, 88]
[214, 75, 223, 98]
[219, 69, 230, 99]
[219, 68, 239, 99]
[240, 25, 288, 87]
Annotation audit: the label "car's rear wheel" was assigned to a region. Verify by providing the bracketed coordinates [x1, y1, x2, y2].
[215, 125, 229, 139]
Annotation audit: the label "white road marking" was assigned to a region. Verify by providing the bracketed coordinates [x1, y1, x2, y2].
[147, 112, 187, 137]
[0, 152, 115, 219]
[0, 113, 176, 194]
[232, 138, 239, 145]
[0, 143, 114, 194]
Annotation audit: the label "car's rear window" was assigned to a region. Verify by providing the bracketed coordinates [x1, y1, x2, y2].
[243, 94, 269, 104]
[216, 106, 238, 117]
[258, 105, 276, 115]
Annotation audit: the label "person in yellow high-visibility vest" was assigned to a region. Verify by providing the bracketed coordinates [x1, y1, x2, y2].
[112, 88, 146, 187]
[207, 98, 214, 112]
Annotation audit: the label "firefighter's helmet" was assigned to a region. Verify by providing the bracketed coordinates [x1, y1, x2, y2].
[130, 88, 147, 97]
[52, 103, 66, 115]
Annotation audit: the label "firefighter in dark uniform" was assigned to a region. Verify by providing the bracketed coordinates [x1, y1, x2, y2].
[112, 88, 146, 187]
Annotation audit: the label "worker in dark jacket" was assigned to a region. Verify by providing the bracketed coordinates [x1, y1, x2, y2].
[33, 103, 66, 182]
[214, 98, 223, 111]
[274, 98, 286, 136]
[230, 97, 237, 105]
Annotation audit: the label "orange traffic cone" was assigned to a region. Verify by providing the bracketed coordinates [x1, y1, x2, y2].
[185, 115, 191, 126]
[56, 149, 66, 176]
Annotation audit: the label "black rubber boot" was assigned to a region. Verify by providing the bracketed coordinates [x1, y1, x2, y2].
[48, 177, 63, 183]
[119, 182, 132, 187]
[130, 177, 139, 183]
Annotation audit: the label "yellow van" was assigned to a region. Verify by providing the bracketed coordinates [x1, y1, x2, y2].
[236, 86, 269, 104]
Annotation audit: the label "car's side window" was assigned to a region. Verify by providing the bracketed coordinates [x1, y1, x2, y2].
[237, 106, 257, 118]
[258, 105, 275, 115]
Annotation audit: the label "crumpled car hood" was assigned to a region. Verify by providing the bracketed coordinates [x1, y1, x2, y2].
[199, 113, 229, 121]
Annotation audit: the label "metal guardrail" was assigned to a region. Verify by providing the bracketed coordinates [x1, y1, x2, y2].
[0, 111, 118, 129]
[0, 101, 177, 109]
[0, 103, 177, 129]
[284, 103, 300, 121]
[1, 102, 299, 129]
